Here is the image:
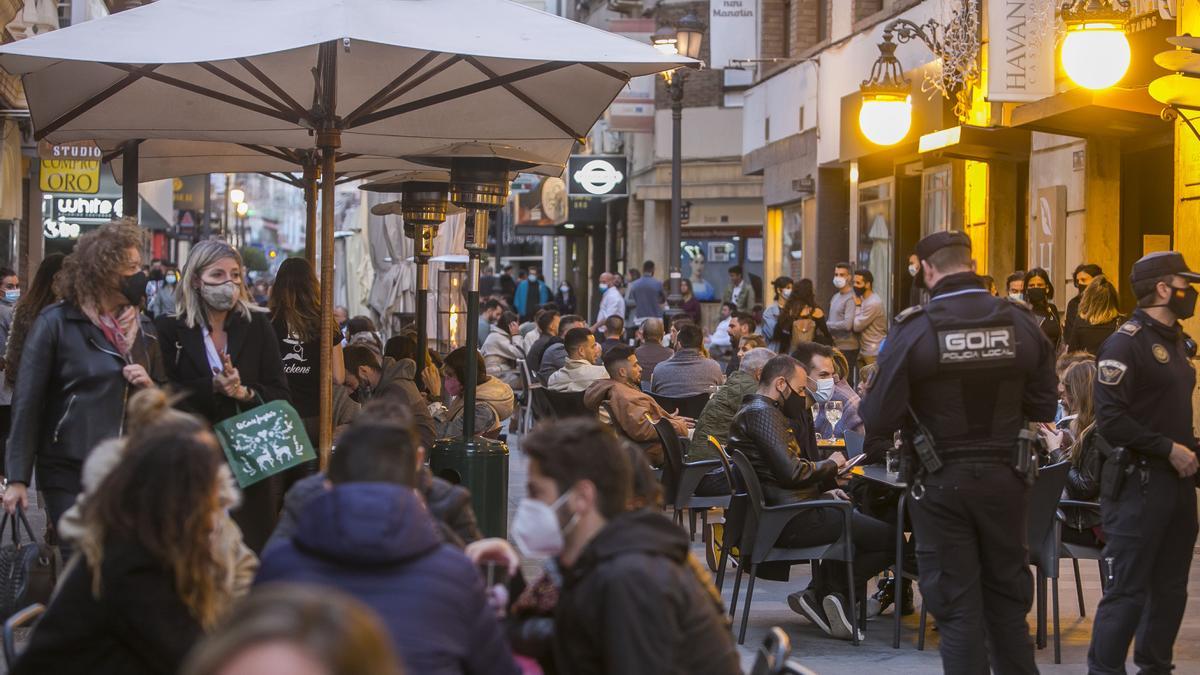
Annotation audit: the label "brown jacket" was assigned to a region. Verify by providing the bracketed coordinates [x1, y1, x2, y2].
[583, 379, 689, 466]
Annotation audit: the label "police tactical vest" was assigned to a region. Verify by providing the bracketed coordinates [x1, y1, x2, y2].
[920, 298, 1027, 452]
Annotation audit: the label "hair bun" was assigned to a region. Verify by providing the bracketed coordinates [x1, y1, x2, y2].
[126, 387, 181, 429]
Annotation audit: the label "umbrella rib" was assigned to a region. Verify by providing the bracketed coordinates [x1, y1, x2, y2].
[462, 56, 583, 141]
[235, 58, 314, 124]
[582, 62, 629, 82]
[34, 64, 159, 141]
[259, 171, 304, 188]
[104, 63, 302, 125]
[351, 61, 572, 129]
[195, 62, 301, 120]
[342, 51, 443, 126]
[334, 170, 386, 185]
[238, 143, 301, 164]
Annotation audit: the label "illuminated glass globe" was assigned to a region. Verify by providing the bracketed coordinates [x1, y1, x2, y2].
[1061, 23, 1130, 90]
[859, 94, 912, 146]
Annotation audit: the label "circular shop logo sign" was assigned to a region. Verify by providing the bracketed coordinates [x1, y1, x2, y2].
[573, 160, 624, 195]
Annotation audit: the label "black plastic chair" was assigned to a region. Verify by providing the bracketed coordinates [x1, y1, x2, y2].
[913, 461, 1071, 662]
[709, 436, 746, 592]
[749, 627, 791, 675]
[651, 391, 712, 419]
[1058, 498, 1107, 617]
[542, 389, 589, 418]
[515, 358, 542, 432]
[4, 603, 44, 668]
[648, 415, 731, 541]
[727, 449, 859, 646]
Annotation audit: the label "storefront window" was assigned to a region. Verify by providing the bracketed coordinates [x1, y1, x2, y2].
[921, 165, 951, 236]
[782, 202, 804, 280]
[858, 179, 894, 318]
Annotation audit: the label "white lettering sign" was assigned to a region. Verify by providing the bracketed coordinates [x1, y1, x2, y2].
[709, 0, 758, 71]
[986, 0, 1056, 102]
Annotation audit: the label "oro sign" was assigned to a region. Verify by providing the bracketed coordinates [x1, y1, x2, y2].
[567, 155, 628, 197]
[40, 158, 100, 194]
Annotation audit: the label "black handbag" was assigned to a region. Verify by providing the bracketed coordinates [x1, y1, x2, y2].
[0, 507, 58, 621]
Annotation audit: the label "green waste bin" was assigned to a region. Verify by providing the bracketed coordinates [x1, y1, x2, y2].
[430, 436, 509, 539]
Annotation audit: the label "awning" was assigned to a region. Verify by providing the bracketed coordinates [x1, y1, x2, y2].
[917, 125, 1031, 163]
[1010, 87, 1167, 138]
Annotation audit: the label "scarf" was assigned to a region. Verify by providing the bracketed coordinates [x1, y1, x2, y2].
[89, 305, 140, 358]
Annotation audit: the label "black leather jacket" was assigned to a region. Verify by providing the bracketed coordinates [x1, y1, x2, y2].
[1064, 424, 1105, 533]
[728, 394, 837, 506]
[6, 303, 165, 492]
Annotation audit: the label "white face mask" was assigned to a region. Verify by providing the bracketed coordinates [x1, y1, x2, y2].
[1009, 292, 1024, 302]
[908, 264, 919, 277]
[560, 285, 569, 294]
[781, 288, 792, 300]
[832, 276, 848, 289]
[511, 491, 575, 558]
[599, 283, 609, 292]
[810, 377, 836, 404]
[528, 274, 538, 282]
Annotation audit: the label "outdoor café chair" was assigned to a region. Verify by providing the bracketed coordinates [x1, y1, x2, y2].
[647, 415, 731, 541]
[651, 391, 712, 419]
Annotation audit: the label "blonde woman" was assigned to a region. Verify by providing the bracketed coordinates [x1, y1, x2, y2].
[4, 221, 163, 528]
[1066, 275, 1122, 355]
[156, 240, 290, 553]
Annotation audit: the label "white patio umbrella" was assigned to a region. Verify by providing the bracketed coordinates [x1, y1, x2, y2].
[0, 0, 695, 456]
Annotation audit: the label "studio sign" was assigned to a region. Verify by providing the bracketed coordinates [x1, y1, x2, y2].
[567, 155, 628, 197]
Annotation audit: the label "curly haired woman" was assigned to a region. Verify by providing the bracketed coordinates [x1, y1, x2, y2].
[3, 220, 163, 528]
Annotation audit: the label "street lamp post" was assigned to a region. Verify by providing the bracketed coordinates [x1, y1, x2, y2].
[652, 15, 704, 322]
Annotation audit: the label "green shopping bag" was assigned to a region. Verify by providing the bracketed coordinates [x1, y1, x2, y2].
[213, 398, 316, 488]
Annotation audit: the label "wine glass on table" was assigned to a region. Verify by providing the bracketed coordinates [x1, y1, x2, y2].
[824, 401, 843, 440]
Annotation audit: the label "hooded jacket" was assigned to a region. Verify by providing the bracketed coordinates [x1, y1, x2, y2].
[256, 483, 518, 675]
[582, 379, 687, 466]
[441, 375, 515, 437]
[373, 357, 436, 450]
[554, 509, 740, 675]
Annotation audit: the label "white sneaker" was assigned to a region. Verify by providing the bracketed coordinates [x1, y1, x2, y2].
[822, 593, 866, 642]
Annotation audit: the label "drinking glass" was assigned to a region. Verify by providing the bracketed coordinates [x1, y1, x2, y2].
[824, 400, 843, 436]
[810, 402, 822, 441]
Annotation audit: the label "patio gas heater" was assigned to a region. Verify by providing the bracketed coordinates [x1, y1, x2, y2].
[363, 171, 456, 372]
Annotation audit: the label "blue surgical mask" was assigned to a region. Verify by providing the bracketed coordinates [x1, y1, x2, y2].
[528, 273, 538, 282]
[3, 289, 18, 304]
[599, 283, 609, 291]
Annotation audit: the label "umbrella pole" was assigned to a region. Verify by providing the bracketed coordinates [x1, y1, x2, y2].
[316, 41, 338, 469]
[122, 141, 139, 219]
[303, 161, 318, 267]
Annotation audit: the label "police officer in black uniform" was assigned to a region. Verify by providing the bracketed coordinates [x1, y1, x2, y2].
[1087, 251, 1200, 674]
[860, 231, 1057, 674]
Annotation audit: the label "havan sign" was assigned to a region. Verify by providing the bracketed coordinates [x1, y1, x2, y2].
[212, 400, 316, 488]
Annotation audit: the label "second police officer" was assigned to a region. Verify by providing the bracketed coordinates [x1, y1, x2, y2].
[1087, 252, 1199, 674]
[861, 231, 1057, 674]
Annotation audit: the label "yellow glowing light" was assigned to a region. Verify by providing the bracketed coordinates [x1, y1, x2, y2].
[858, 94, 912, 146]
[1061, 23, 1130, 90]
[229, 188, 245, 204]
[235, 201, 249, 217]
[449, 303, 459, 348]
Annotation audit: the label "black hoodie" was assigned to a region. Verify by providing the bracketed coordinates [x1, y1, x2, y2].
[554, 509, 741, 675]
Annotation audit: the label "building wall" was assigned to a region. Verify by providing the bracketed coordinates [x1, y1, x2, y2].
[1028, 132, 1088, 285]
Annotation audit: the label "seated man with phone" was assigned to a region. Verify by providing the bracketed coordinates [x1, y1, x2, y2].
[728, 355, 893, 642]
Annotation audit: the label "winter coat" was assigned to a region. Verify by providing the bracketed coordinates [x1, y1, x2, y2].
[547, 359, 608, 393]
[267, 470, 482, 551]
[373, 357, 437, 450]
[1064, 424, 1106, 534]
[155, 310, 291, 426]
[728, 394, 838, 506]
[481, 326, 525, 389]
[439, 375, 515, 437]
[582, 379, 687, 467]
[13, 538, 203, 675]
[256, 483, 519, 675]
[686, 369, 758, 461]
[553, 510, 740, 675]
[6, 302, 166, 493]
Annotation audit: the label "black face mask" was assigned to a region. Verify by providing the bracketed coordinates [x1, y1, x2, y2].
[1168, 286, 1199, 321]
[1026, 287, 1048, 307]
[853, 286, 866, 298]
[780, 382, 808, 421]
[121, 271, 148, 307]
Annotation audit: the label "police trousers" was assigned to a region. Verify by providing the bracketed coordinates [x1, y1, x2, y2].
[909, 463, 1037, 675]
[1088, 465, 1197, 675]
